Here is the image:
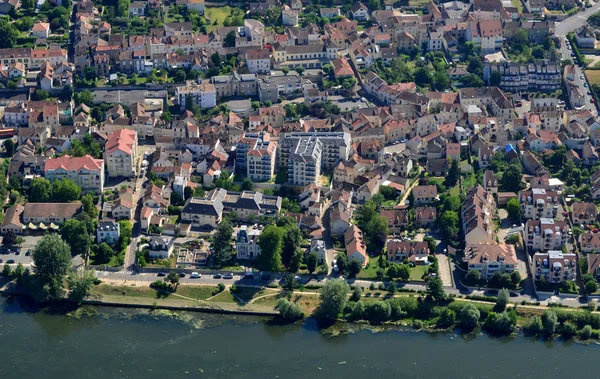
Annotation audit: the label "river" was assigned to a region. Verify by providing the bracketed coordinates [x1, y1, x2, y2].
[0, 297, 599, 379]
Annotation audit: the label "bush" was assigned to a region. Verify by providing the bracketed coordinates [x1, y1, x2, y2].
[413, 320, 423, 329]
[580, 324, 593, 340]
[524, 315, 543, 335]
[459, 304, 480, 330]
[351, 286, 362, 301]
[386, 282, 397, 293]
[437, 308, 456, 328]
[150, 280, 168, 290]
[378, 283, 385, 291]
[230, 284, 239, 293]
[276, 298, 304, 320]
[559, 321, 578, 338]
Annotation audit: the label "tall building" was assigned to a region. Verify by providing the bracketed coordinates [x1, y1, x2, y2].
[247, 140, 277, 182]
[236, 225, 261, 260]
[279, 132, 351, 186]
[105, 129, 137, 178]
[176, 80, 217, 110]
[525, 218, 569, 252]
[532, 250, 577, 284]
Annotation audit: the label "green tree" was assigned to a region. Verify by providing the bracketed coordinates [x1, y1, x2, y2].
[439, 211, 459, 243]
[350, 300, 365, 320]
[414, 67, 432, 86]
[294, 66, 305, 76]
[348, 259, 362, 278]
[13, 262, 25, 280]
[336, 252, 348, 275]
[166, 271, 180, 289]
[276, 298, 304, 320]
[0, 20, 18, 48]
[445, 159, 460, 187]
[525, 315, 543, 335]
[34, 89, 50, 101]
[241, 178, 254, 191]
[507, 198, 520, 221]
[76, 90, 94, 106]
[510, 271, 521, 287]
[319, 278, 350, 319]
[60, 219, 92, 258]
[426, 276, 445, 302]
[489, 70, 502, 86]
[465, 269, 481, 285]
[351, 286, 362, 302]
[29, 177, 53, 202]
[224, 30, 236, 47]
[306, 252, 318, 274]
[4, 138, 15, 156]
[277, 217, 302, 268]
[95, 242, 115, 264]
[66, 270, 96, 304]
[542, 309, 558, 335]
[51, 179, 81, 202]
[368, 0, 380, 10]
[258, 224, 284, 271]
[32, 234, 72, 300]
[81, 193, 98, 219]
[174, 70, 186, 83]
[437, 308, 456, 328]
[495, 288, 509, 312]
[212, 218, 234, 267]
[2, 230, 16, 246]
[501, 164, 523, 192]
[459, 304, 480, 329]
[2, 263, 11, 278]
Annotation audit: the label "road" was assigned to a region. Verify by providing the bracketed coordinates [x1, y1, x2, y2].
[556, 4, 599, 115]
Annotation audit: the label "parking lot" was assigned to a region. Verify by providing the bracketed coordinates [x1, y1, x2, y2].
[0, 235, 44, 266]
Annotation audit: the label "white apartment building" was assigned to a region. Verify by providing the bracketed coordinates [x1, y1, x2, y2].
[245, 48, 271, 74]
[465, 243, 518, 280]
[532, 250, 577, 284]
[236, 225, 261, 260]
[519, 188, 560, 220]
[44, 155, 105, 193]
[247, 141, 277, 182]
[525, 218, 569, 252]
[176, 80, 217, 110]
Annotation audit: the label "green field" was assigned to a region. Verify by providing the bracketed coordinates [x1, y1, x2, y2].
[204, 6, 243, 32]
[511, 0, 524, 12]
[586, 70, 600, 85]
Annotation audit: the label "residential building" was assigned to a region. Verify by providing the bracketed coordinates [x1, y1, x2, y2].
[1, 202, 82, 234]
[411, 185, 438, 205]
[386, 240, 429, 264]
[245, 48, 271, 74]
[31, 22, 50, 39]
[236, 225, 261, 260]
[525, 218, 569, 252]
[147, 236, 175, 258]
[96, 220, 120, 245]
[571, 202, 598, 225]
[247, 140, 277, 181]
[351, 1, 370, 20]
[105, 129, 137, 178]
[483, 60, 561, 92]
[580, 232, 600, 254]
[465, 19, 503, 53]
[465, 243, 518, 280]
[380, 208, 409, 234]
[212, 72, 258, 98]
[415, 206, 436, 228]
[575, 25, 597, 48]
[44, 155, 104, 193]
[176, 80, 217, 110]
[344, 225, 369, 268]
[532, 250, 577, 284]
[518, 188, 560, 220]
[462, 185, 496, 245]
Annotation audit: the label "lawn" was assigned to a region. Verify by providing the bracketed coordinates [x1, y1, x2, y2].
[586, 70, 600, 86]
[175, 285, 217, 300]
[511, 0, 524, 12]
[208, 290, 236, 303]
[409, 265, 428, 281]
[91, 284, 158, 299]
[356, 257, 386, 279]
[204, 6, 241, 32]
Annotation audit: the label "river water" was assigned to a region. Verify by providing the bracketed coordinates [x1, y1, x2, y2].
[0, 298, 599, 379]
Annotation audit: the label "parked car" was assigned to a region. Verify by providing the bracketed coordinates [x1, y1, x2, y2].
[179, 273, 186, 278]
[223, 273, 234, 279]
[6, 259, 14, 264]
[213, 273, 222, 279]
[157, 272, 166, 277]
[190, 272, 201, 278]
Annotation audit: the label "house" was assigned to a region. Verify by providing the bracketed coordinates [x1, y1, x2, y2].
[129, 1, 146, 17]
[246, 48, 271, 74]
[147, 236, 175, 259]
[386, 240, 429, 265]
[331, 58, 354, 80]
[580, 232, 600, 254]
[97, 220, 120, 245]
[411, 185, 438, 205]
[587, 253, 600, 281]
[31, 22, 50, 39]
[236, 225, 261, 260]
[309, 239, 327, 264]
[329, 201, 352, 235]
[462, 185, 496, 245]
[478, 145, 494, 169]
[415, 206, 436, 228]
[176, 80, 217, 110]
[465, 243, 518, 280]
[105, 129, 137, 178]
[575, 25, 597, 49]
[483, 170, 499, 194]
[44, 155, 104, 193]
[320, 7, 341, 18]
[344, 225, 369, 267]
[380, 208, 409, 234]
[141, 207, 154, 232]
[465, 19, 503, 53]
[525, 218, 569, 252]
[351, 1, 370, 21]
[112, 192, 134, 220]
[1, 202, 82, 234]
[532, 250, 577, 284]
[571, 202, 598, 225]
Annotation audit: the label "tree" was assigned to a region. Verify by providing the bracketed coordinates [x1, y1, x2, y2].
[467, 56, 483, 76]
[306, 252, 318, 274]
[495, 289, 509, 312]
[445, 159, 460, 187]
[66, 270, 96, 304]
[29, 178, 53, 202]
[52, 179, 81, 202]
[387, 263, 410, 282]
[336, 252, 348, 275]
[224, 30, 236, 47]
[3, 138, 14, 156]
[368, 0, 380, 11]
[277, 217, 302, 268]
[414, 67, 432, 86]
[459, 304, 480, 329]
[541, 309, 558, 335]
[350, 300, 365, 320]
[426, 276, 445, 301]
[294, 66, 305, 76]
[60, 85, 74, 102]
[95, 242, 115, 264]
[510, 271, 521, 287]
[525, 315, 543, 335]
[174, 70, 186, 83]
[318, 278, 350, 319]
[81, 193, 98, 219]
[348, 259, 362, 278]
[60, 219, 92, 258]
[241, 178, 254, 191]
[212, 218, 234, 267]
[258, 224, 284, 271]
[351, 286, 362, 302]
[117, 0, 130, 17]
[433, 69, 450, 91]
[507, 198, 520, 221]
[0, 20, 18, 49]
[442, 196, 461, 213]
[501, 164, 523, 192]
[437, 308, 456, 328]
[2, 263, 11, 278]
[32, 234, 72, 301]
[489, 70, 502, 86]
[276, 298, 304, 320]
[489, 272, 512, 289]
[2, 230, 16, 246]
[289, 250, 303, 273]
[166, 271, 180, 289]
[465, 269, 480, 285]
[76, 90, 94, 106]
[34, 89, 50, 101]
[439, 211, 459, 243]
[13, 262, 25, 280]
[582, 274, 598, 294]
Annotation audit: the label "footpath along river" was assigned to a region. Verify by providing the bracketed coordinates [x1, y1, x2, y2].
[0, 297, 598, 379]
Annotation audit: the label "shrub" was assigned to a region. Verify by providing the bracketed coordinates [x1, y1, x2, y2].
[413, 320, 423, 329]
[580, 324, 593, 340]
[276, 298, 304, 320]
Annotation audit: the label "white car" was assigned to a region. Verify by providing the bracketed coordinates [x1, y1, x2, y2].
[190, 272, 201, 278]
[581, 75, 585, 79]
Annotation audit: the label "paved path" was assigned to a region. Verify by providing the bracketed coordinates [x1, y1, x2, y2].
[555, 2, 600, 36]
[436, 254, 453, 287]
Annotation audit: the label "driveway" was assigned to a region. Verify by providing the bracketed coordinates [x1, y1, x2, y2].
[436, 253, 453, 287]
